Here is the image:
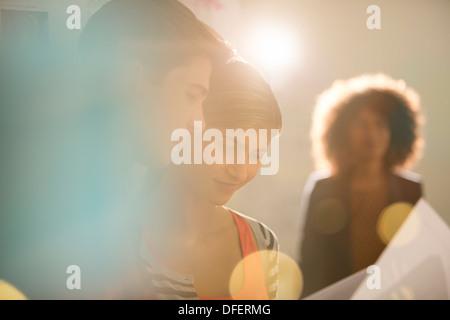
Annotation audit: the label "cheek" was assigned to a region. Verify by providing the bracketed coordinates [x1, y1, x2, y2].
[193, 164, 220, 190]
[138, 87, 175, 147]
[381, 131, 391, 152]
[160, 73, 192, 130]
[234, 165, 259, 193]
[245, 164, 260, 184]
[163, 90, 202, 132]
[176, 165, 209, 198]
[347, 129, 362, 148]
[161, 88, 186, 125]
[202, 164, 219, 180]
[382, 129, 391, 142]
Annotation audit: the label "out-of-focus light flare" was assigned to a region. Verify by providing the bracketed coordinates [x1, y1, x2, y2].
[229, 250, 303, 300]
[390, 286, 415, 300]
[275, 252, 303, 300]
[243, 25, 300, 75]
[0, 280, 27, 300]
[377, 202, 418, 246]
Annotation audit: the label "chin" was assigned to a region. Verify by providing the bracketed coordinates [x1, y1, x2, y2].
[210, 194, 233, 206]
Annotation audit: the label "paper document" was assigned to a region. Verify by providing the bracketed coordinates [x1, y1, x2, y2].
[351, 198, 450, 300]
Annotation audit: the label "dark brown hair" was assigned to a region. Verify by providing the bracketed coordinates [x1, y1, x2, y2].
[311, 73, 424, 174]
[79, 0, 233, 84]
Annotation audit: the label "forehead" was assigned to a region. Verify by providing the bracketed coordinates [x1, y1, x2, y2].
[354, 105, 386, 120]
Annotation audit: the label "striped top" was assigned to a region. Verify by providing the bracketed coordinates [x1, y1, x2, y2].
[140, 208, 279, 300]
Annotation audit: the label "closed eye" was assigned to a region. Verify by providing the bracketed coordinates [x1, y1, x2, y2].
[187, 84, 208, 104]
[187, 92, 201, 104]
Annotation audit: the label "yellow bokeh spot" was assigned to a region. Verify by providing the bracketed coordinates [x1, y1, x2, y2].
[0, 280, 27, 300]
[229, 250, 303, 300]
[377, 202, 418, 246]
[390, 286, 415, 300]
[312, 198, 348, 235]
[275, 252, 303, 300]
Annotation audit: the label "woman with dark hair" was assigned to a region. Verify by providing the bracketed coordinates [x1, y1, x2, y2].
[129, 59, 282, 299]
[0, 0, 233, 300]
[71, 0, 234, 299]
[298, 73, 425, 298]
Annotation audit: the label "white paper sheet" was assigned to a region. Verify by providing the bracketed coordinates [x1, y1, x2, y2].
[351, 198, 450, 300]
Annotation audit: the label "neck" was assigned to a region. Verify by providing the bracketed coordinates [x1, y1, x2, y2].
[350, 159, 388, 182]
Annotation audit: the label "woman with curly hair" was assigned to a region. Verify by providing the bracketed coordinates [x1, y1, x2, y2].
[298, 73, 425, 298]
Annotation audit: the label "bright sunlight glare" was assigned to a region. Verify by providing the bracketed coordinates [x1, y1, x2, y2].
[245, 25, 300, 74]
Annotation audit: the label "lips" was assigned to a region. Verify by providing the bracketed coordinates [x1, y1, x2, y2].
[213, 179, 239, 192]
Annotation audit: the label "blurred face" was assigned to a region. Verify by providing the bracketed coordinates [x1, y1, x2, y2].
[131, 55, 212, 168]
[175, 129, 269, 206]
[348, 106, 391, 163]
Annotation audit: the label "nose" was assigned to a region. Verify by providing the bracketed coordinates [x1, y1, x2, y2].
[226, 164, 248, 184]
[366, 123, 382, 140]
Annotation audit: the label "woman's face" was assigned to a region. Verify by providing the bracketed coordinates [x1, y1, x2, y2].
[348, 106, 391, 163]
[131, 55, 212, 169]
[176, 129, 267, 206]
